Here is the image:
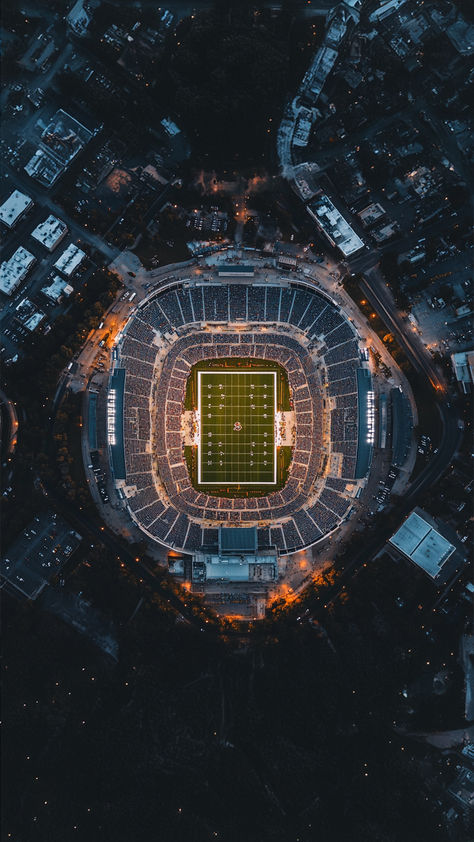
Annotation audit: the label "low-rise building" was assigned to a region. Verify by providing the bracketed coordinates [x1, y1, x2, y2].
[369, 0, 408, 24]
[447, 18, 474, 56]
[15, 297, 45, 331]
[31, 215, 68, 252]
[388, 507, 464, 583]
[25, 109, 94, 188]
[24, 149, 64, 187]
[277, 255, 298, 271]
[41, 275, 74, 303]
[447, 765, 474, 825]
[66, 0, 92, 37]
[372, 221, 399, 243]
[54, 243, 86, 277]
[0, 190, 33, 229]
[161, 117, 180, 136]
[0, 247, 36, 296]
[24, 311, 45, 332]
[451, 349, 474, 394]
[358, 202, 385, 227]
[307, 194, 364, 257]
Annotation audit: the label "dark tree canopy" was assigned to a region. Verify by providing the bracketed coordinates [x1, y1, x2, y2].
[161, 10, 289, 165]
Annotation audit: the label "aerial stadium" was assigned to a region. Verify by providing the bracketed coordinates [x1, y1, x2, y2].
[105, 265, 375, 578]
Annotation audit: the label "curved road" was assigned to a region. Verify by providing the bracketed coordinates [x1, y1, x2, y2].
[360, 267, 445, 392]
[357, 265, 463, 500]
[0, 388, 19, 461]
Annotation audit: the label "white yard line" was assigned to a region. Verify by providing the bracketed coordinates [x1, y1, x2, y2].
[198, 370, 277, 485]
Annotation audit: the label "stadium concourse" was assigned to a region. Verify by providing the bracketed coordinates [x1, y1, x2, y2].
[104, 268, 375, 563]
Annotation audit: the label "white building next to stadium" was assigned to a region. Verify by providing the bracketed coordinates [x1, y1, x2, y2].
[388, 508, 459, 581]
[0, 190, 33, 229]
[54, 243, 86, 277]
[31, 215, 68, 252]
[41, 275, 74, 303]
[307, 195, 364, 257]
[0, 247, 36, 296]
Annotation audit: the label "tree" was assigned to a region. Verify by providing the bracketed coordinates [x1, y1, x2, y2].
[155, 10, 289, 166]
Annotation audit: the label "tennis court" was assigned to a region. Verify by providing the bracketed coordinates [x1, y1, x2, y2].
[198, 370, 276, 485]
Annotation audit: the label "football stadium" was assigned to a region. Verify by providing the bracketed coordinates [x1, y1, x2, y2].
[106, 267, 375, 559]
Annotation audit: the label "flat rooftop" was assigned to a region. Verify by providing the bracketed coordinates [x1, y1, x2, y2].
[108, 368, 126, 480]
[0, 247, 35, 296]
[54, 243, 86, 277]
[307, 195, 364, 257]
[389, 509, 456, 579]
[41, 275, 74, 302]
[451, 349, 474, 390]
[0, 190, 33, 228]
[355, 368, 374, 479]
[217, 265, 255, 277]
[192, 549, 278, 582]
[25, 149, 63, 187]
[24, 311, 45, 332]
[31, 215, 68, 250]
[219, 526, 257, 554]
[40, 108, 93, 166]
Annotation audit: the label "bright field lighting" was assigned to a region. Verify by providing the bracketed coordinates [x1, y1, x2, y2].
[197, 370, 277, 485]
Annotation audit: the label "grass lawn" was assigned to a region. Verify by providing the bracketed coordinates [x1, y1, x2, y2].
[199, 369, 276, 486]
[184, 357, 293, 496]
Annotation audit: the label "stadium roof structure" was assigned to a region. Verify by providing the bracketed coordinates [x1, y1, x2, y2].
[0, 247, 35, 296]
[219, 526, 257, 554]
[31, 215, 68, 251]
[306, 195, 364, 257]
[54, 243, 86, 277]
[217, 265, 255, 277]
[0, 190, 33, 228]
[108, 368, 126, 480]
[355, 368, 374, 479]
[388, 508, 459, 581]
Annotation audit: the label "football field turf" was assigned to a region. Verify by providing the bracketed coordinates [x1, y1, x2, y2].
[198, 370, 276, 485]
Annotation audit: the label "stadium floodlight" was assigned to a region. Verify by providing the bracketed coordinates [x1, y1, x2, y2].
[366, 390, 375, 444]
[107, 389, 117, 446]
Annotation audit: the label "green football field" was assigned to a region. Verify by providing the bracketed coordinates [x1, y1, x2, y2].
[198, 370, 276, 485]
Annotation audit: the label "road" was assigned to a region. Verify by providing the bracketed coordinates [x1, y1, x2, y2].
[0, 388, 19, 463]
[43, 480, 212, 631]
[3, 161, 119, 262]
[404, 403, 463, 504]
[359, 266, 446, 392]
